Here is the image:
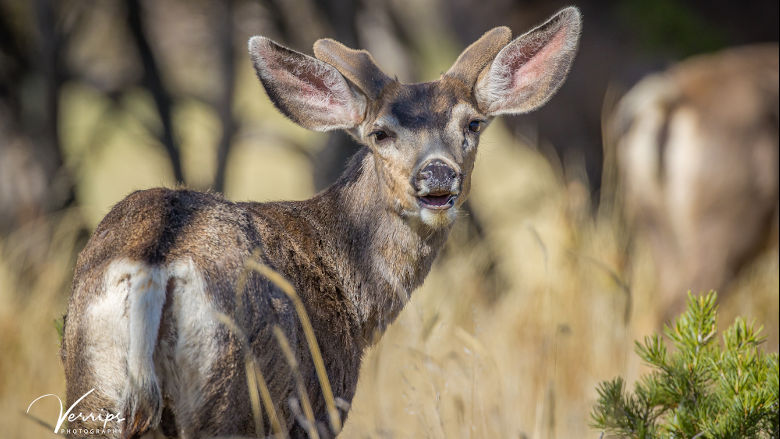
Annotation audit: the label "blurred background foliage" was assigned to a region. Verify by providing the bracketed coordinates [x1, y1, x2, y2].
[0, 0, 777, 438]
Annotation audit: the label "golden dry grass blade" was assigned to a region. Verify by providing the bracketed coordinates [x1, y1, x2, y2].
[272, 325, 319, 439]
[21, 411, 58, 434]
[245, 363, 265, 437]
[245, 259, 342, 434]
[214, 312, 287, 438]
[251, 362, 288, 439]
[598, 81, 625, 213]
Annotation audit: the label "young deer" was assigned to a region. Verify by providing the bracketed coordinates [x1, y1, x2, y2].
[61, 7, 581, 438]
[613, 44, 779, 321]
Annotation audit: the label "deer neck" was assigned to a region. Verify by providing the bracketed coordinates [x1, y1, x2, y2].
[314, 148, 451, 342]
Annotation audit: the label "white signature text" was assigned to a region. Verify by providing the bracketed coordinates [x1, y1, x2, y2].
[26, 388, 125, 433]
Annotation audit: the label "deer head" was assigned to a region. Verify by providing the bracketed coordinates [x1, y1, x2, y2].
[249, 7, 581, 231]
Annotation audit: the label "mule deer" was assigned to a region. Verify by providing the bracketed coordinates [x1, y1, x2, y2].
[613, 44, 779, 320]
[61, 7, 581, 438]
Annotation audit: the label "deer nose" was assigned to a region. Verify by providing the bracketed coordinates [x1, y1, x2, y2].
[415, 159, 460, 193]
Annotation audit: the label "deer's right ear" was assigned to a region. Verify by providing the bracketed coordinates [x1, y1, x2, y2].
[248, 36, 367, 131]
[474, 7, 581, 116]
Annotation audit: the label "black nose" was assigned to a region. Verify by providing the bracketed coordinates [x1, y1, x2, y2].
[416, 160, 459, 192]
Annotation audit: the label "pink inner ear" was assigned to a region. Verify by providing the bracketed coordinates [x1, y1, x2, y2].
[475, 9, 580, 115]
[507, 26, 568, 91]
[256, 41, 363, 128]
[273, 54, 332, 101]
[281, 69, 330, 104]
[251, 36, 370, 129]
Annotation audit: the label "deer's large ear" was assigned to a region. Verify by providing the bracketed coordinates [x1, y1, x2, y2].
[474, 7, 581, 116]
[446, 26, 512, 87]
[248, 36, 366, 131]
[314, 39, 391, 100]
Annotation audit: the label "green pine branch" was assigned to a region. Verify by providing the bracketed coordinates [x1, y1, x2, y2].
[591, 291, 779, 439]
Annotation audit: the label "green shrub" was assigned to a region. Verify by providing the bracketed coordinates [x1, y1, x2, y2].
[591, 291, 779, 438]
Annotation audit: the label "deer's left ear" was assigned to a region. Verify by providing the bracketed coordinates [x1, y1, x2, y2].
[475, 7, 582, 116]
[248, 36, 367, 131]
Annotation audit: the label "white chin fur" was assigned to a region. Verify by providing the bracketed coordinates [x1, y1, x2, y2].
[420, 206, 457, 228]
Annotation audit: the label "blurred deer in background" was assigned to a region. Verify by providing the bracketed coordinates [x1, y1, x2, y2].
[61, 7, 581, 439]
[613, 44, 779, 321]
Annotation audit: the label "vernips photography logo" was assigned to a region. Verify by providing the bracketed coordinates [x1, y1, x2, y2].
[26, 388, 124, 436]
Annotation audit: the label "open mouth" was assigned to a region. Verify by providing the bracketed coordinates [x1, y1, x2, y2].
[417, 192, 457, 210]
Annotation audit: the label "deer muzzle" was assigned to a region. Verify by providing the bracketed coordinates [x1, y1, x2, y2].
[414, 159, 461, 210]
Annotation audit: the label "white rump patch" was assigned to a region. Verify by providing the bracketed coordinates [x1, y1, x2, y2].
[84, 259, 165, 410]
[81, 257, 221, 422]
[164, 258, 221, 417]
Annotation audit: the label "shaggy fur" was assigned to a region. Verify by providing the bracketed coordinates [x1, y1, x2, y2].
[61, 7, 581, 438]
[614, 44, 779, 320]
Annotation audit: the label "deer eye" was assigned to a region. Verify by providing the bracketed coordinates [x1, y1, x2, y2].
[468, 120, 482, 133]
[370, 130, 390, 142]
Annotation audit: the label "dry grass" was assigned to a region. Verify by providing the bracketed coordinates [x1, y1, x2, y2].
[1, 70, 777, 439]
[0, 210, 83, 437]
